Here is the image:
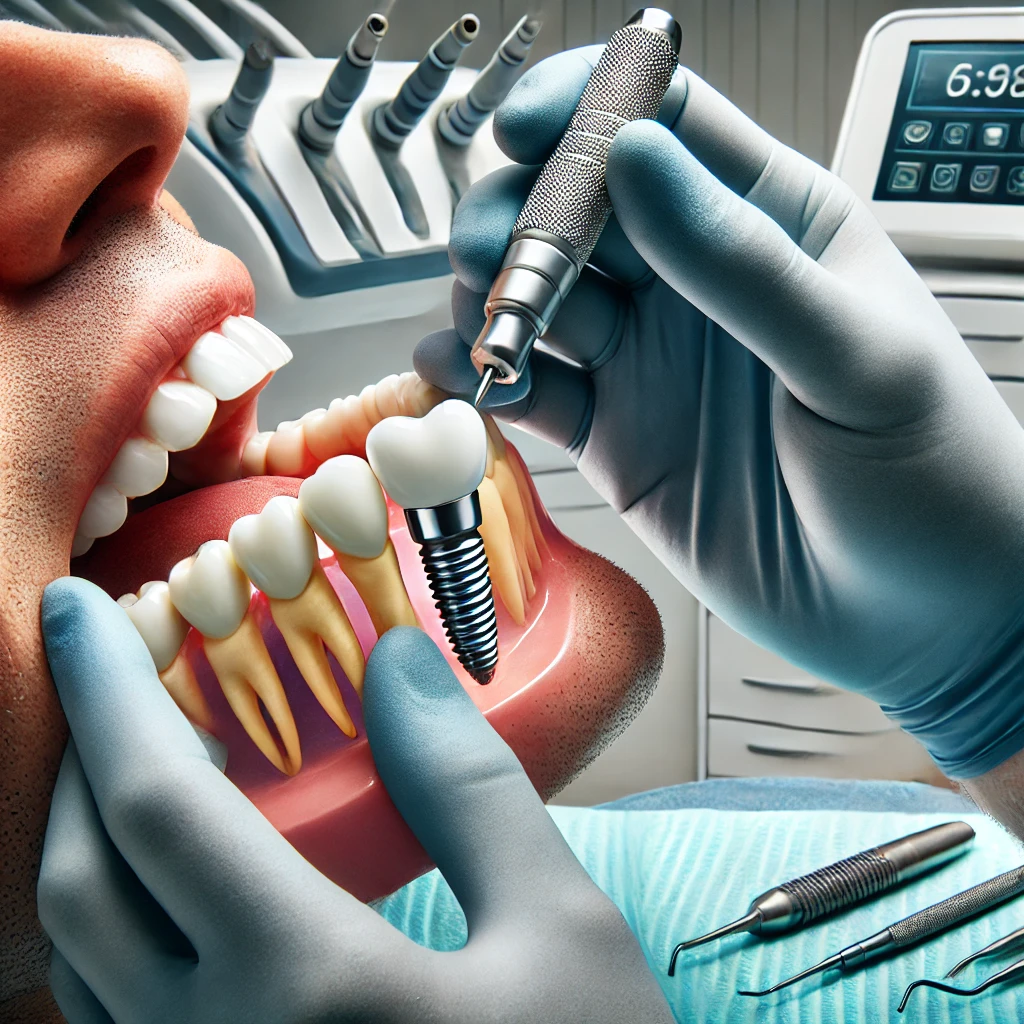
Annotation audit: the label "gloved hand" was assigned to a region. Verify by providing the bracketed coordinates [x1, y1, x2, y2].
[37, 577, 673, 1024]
[415, 49, 1024, 780]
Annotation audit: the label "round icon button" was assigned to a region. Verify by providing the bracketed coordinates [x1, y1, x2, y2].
[902, 121, 933, 146]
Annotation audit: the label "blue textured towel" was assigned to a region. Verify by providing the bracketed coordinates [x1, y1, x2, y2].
[376, 806, 1024, 1022]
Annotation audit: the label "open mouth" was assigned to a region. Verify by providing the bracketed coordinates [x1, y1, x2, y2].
[69, 304, 665, 903]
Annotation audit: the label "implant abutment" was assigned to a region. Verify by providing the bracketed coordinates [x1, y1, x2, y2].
[299, 13, 388, 152]
[405, 493, 498, 685]
[211, 40, 275, 150]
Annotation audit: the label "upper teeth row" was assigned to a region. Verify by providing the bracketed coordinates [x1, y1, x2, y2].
[73, 315, 292, 558]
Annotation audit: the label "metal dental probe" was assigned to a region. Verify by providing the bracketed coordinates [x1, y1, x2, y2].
[898, 953, 1024, 1012]
[667, 821, 975, 976]
[739, 864, 1024, 998]
[470, 8, 682, 408]
[944, 921, 1024, 978]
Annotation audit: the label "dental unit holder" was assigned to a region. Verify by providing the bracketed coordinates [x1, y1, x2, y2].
[471, 7, 682, 407]
[297, 13, 388, 259]
[739, 864, 1024, 998]
[668, 821, 975, 975]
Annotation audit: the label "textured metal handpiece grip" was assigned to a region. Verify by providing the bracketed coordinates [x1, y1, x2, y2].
[889, 865, 1024, 947]
[511, 22, 678, 266]
[779, 850, 899, 923]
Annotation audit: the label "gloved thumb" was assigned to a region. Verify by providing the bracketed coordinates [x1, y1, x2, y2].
[363, 627, 596, 933]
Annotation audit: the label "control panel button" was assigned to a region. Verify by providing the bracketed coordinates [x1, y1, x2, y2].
[970, 165, 1000, 194]
[889, 162, 925, 192]
[901, 120, 933, 146]
[930, 163, 962, 193]
[1008, 167, 1024, 196]
[942, 122, 972, 148]
[981, 123, 1010, 149]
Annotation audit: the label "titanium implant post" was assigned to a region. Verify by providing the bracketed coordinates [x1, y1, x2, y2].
[210, 40, 274, 149]
[438, 14, 542, 145]
[405, 494, 498, 684]
[372, 13, 480, 148]
[299, 13, 388, 151]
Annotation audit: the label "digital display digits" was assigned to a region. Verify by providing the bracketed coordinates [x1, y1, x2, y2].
[912, 45, 1024, 110]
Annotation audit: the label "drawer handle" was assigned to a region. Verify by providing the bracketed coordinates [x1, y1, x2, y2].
[741, 676, 836, 695]
[746, 743, 837, 760]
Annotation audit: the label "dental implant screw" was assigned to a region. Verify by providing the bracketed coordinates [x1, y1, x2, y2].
[405, 493, 498, 684]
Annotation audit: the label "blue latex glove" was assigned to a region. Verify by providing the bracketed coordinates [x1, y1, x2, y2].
[414, 50, 1024, 780]
[37, 577, 673, 1023]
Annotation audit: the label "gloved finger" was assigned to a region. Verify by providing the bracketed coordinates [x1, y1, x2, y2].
[452, 267, 628, 373]
[49, 947, 115, 1024]
[364, 628, 603, 934]
[606, 119, 860, 411]
[38, 742, 189, 1019]
[41, 578, 391, 957]
[450, 163, 646, 296]
[414, 328, 593, 453]
[674, 71, 858, 259]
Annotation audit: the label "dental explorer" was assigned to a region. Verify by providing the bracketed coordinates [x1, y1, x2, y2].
[668, 821, 974, 975]
[898, 950, 1024, 1012]
[739, 864, 1024, 998]
[471, 8, 682, 408]
[437, 14, 543, 147]
[945, 921, 1024, 978]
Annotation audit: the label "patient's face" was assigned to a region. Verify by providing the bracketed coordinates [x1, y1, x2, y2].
[0, 23, 663, 1019]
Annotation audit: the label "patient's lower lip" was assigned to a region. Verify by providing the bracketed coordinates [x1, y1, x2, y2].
[75, 459, 663, 904]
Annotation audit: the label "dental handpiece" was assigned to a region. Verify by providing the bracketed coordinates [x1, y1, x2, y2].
[437, 14, 542, 146]
[210, 40, 274, 150]
[740, 864, 1024, 998]
[668, 821, 975, 975]
[299, 13, 388, 152]
[470, 8, 681, 407]
[372, 14, 480, 150]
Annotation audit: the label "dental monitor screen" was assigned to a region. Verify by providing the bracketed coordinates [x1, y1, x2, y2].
[874, 42, 1024, 204]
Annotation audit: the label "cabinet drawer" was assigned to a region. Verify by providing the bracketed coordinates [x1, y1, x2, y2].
[707, 718, 934, 782]
[708, 615, 892, 733]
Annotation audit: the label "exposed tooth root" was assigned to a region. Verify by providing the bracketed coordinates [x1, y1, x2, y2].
[491, 454, 536, 600]
[508, 451, 549, 562]
[477, 476, 526, 626]
[335, 543, 419, 638]
[241, 431, 273, 477]
[303, 399, 348, 463]
[371, 374, 403, 419]
[159, 652, 214, 732]
[202, 611, 302, 776]
[268, 563, 364, 723]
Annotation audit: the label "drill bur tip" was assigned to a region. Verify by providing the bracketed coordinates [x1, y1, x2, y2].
[474, 366, 499, 407]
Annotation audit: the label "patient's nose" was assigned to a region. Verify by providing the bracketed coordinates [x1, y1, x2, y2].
[0, 24, 190, 287]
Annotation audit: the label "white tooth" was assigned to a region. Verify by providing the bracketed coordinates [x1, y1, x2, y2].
[78, 483, 127, 538]
[220, 316, 293, 373]
[366, 399, 487, 509]
[104, 436, 169, 498]
[298, 455, 388, 559]
[117, 593, 138, 609]
[122, 581, 190, 672]
[228, 496, 316, 600]
[168, 540, 251, 639]
[141, 380, 217, 452]
[182, 331, 268, 402]
[71, 533, 94, 558]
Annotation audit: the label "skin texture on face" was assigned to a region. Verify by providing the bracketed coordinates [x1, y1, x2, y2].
[0, 23, 255, 1017]
[0, 24, 668, 1021]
